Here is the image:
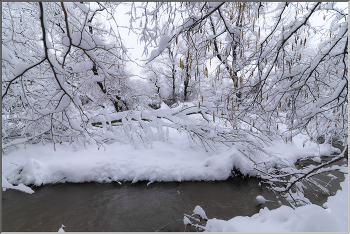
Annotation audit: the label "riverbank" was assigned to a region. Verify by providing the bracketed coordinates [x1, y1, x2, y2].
[2, 128, 343, 194]
[2, 127, 343, 193]
[2, 128, 348, 232]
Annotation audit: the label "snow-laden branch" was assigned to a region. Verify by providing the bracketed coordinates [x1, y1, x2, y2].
[88, 103, 273, 155]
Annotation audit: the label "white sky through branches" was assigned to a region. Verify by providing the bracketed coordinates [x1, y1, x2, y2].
[112, 2, 348, 80]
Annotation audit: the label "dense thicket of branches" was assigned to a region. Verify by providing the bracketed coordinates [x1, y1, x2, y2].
[2, 2, 348, 206]
[2, 2, 134, 151]
[133, 2, 348, 206]
[135, 2, 348, 148]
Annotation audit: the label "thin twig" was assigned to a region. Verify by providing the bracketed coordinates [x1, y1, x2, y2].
[52, 177, 66, 184]
[155, 218, 182, 232]
[177, 190, 192, 211]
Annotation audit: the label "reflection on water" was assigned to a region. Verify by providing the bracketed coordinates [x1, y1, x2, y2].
[2, 172, 345, 232]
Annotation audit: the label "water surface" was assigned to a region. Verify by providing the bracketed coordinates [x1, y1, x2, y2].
[2, 171, 345, 232]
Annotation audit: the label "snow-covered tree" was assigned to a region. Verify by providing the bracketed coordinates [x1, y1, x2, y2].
[2, 2, 131, 151]
[2, 2, 347, 206]
[134, 2, 347, 146]
[129, 1, 348, 205]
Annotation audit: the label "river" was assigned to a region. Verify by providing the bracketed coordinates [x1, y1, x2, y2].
[2, 168, 346, 232]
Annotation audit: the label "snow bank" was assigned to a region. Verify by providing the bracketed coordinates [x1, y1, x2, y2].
[2, 174, 34, 194]
[2, 127, 341, 190]
[2, 129, 234, 187]
[265, 127, 342, 164]
[204, 174, 348, 232]
[2, 124, 347, 232]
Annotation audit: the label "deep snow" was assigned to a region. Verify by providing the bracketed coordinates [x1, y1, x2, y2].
[2, 125, 343, 193]
[2, 125, 347, 233]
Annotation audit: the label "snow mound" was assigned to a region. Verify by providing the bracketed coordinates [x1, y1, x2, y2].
[2, 174, 34, 194]
[2, 127, 342, 187]
[2, 129, 235, 186]
[58, 224, 65, 232]
[256, 195, 269, 205]
[183, 216, 192, 225]
[205, 218, 237, 232]
[193, 205, 208, 220]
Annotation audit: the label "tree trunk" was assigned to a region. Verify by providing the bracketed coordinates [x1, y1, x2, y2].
[344, 145, 348, 160]
[172, 63, 176, 103]
[183, 51, 190, 102]
[89, 13, 126, 112]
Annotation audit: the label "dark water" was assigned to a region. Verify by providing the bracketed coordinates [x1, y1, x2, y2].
[316, 136, 345, 152]
[2, 171, 346, 232]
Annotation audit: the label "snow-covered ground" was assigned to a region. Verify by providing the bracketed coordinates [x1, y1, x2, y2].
[2, 125, 343, 193]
